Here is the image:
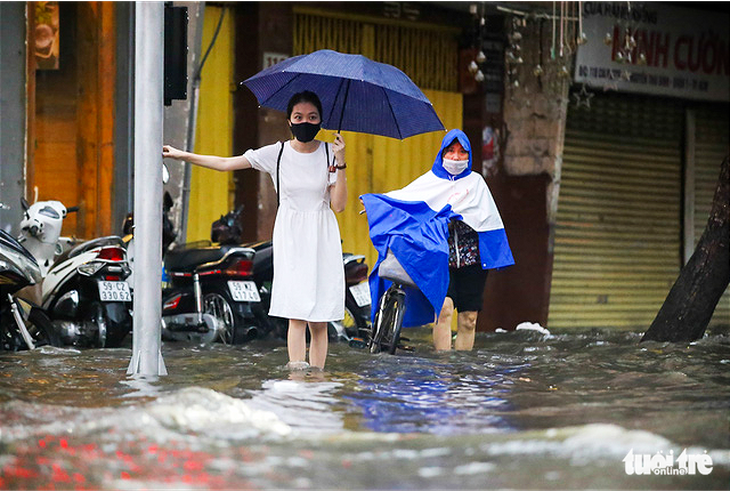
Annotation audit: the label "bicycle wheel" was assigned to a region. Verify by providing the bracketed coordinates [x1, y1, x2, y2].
[369, 289, 394, 354]
[369, 287, 405, 355]
[384, 291, 405, 355]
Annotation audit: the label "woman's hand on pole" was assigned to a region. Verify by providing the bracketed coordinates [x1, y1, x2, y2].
[162, 144, 185, 161]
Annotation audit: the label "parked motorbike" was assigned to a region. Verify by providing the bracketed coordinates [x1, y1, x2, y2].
[18, 199, 133, 348]
[161, 239, 265, 344]
[160, 206, 372, 344]
[158, 206, 273, 343]
[0, 206, 61, 351]
[336, 252, 371, 340]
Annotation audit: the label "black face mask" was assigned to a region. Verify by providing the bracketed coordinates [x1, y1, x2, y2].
[290, 121, 321, 143]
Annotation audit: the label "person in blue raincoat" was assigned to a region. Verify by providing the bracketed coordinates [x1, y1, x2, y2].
[361, 129, 514, 350]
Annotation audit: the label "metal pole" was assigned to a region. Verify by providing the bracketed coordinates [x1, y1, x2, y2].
[128, 1, 167, 376]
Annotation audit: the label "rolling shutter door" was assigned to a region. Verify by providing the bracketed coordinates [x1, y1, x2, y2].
[549, 93, 684, 330]
[693, 105, 730, 327]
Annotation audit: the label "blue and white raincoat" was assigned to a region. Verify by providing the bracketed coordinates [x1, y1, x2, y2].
[361, 129, 514, 327]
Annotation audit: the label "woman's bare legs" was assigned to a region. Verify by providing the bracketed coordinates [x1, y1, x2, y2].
[455, 311, 478, 350]
[307, 322, 328, 369]
[287, 319, 307, 364]
[433, 297, 455, 351]
[287, 319, 328, 369]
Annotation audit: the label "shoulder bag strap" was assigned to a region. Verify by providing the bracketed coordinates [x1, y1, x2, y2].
[276, 141, 285, 207]
[324, 141, 337, 168]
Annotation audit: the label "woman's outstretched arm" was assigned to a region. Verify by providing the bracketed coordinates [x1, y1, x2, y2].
[162, 145, 252, 172]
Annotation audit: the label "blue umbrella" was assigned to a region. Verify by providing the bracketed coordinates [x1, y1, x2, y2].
[242, 49, 445, 140]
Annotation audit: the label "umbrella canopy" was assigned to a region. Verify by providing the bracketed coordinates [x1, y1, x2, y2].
[242, 49, 445, 140]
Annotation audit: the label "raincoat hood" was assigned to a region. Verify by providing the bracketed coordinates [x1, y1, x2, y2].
[431, 129, 472, 180]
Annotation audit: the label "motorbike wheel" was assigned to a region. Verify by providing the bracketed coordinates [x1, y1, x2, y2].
[326, 306, 357, 341]
[344, 295, 370, 339]
[342, 306, 357, 336]
[89, 303, 108, 348]
[98, 302, 132, 348]
[23, 307, 62, 349]
[202, 292, 236, 344]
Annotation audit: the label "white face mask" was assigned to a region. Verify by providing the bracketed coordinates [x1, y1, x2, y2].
[442, 158, 469, 176]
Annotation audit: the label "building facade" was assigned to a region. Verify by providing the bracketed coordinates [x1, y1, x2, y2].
[1, 2, 727, 333]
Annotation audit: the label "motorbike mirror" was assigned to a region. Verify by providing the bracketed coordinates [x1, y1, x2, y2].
[162, 163, 170, 184]
[66, 206, 80, 213]
[21, 197, 30, 211]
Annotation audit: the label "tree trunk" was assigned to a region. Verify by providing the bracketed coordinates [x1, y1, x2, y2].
[642, 156, 730, 342]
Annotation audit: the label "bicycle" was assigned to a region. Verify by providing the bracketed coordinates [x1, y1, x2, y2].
[367, 248, 416, 355]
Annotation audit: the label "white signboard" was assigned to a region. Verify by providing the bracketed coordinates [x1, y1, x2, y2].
[263, 52, 289, 69]
[575, 2, 729, 101]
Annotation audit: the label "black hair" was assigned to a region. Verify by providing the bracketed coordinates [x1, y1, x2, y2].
[286, 91, 323, 121]
[442, 138, 464, 157]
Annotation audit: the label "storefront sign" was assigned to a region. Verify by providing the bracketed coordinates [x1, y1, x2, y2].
[575, 2, 729, 101]
[263, 52, 288, 69]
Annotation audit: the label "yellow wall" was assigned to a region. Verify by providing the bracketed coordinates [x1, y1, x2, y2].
[318, 89, 463, 270]
[187, 6, 235, 243]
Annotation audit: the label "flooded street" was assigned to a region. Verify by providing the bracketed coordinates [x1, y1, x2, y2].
[1, 327, 729, 490]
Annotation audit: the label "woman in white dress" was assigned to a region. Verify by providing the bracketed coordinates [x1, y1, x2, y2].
[162, 91, 347, 369]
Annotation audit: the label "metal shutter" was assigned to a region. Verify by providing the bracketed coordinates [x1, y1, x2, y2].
[549, 92, 684, 330]
[693, 105, 730, 327]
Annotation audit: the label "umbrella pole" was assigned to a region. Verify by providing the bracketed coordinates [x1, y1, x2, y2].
[337, 79, 351, 133]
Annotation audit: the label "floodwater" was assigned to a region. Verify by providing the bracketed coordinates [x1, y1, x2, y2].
[1, 326, 728, 490]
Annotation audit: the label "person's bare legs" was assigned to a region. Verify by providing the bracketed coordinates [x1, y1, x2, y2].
[287, 319, 307, 364]
[455, 311, 478, 350]
[307, 322, 328, 369]
[433, 297, 455, 351]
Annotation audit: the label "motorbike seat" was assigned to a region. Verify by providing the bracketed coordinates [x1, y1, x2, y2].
[165, 245, 244, 273]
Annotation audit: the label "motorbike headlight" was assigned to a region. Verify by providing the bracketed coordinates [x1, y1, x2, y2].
[77, 262, 104, 277]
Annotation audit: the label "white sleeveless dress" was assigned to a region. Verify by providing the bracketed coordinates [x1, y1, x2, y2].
[243, 140, 345, 322]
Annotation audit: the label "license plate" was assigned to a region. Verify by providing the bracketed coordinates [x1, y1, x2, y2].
[97, 281, 131, 302]
[349, 281, 371, 308]
[227, 281, 261, 302]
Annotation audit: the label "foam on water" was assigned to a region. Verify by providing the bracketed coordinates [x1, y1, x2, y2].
[244, 379, 345, 434]
[0, 387, 292, 443]
[479, 423, 678, 460]
[144, 386, 292, 438]
[515, 321, 551, 336]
